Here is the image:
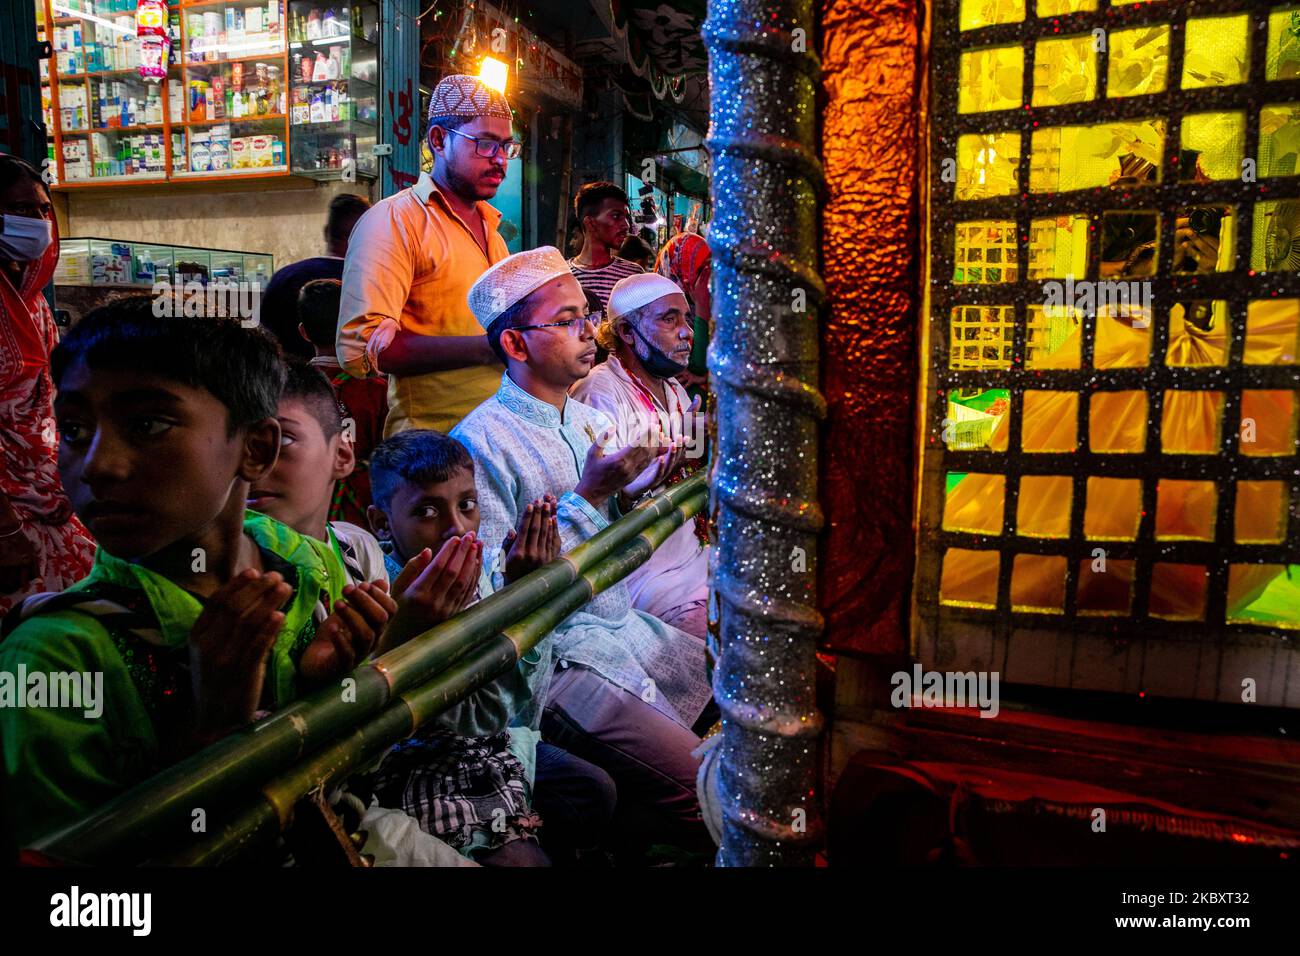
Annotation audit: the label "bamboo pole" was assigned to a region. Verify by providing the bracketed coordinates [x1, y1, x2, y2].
[703, 0, 827, 865]
[151, 497, 705, 866]
[31, 474, 705, 864]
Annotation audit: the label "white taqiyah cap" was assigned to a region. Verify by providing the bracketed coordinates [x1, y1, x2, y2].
[607, 272, 685, 323]
[467, 246, 571, 329]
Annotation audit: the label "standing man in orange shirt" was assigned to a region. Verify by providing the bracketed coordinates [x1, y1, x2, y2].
[337, 75, 521, 435]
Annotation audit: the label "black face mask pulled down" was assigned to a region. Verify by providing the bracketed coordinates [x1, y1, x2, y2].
[626, 319, 689, 379]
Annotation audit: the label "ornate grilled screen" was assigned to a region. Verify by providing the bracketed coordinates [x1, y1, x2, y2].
[919, 0, 1300, 705]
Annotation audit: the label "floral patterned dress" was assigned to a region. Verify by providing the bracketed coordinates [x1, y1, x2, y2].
[0, 233, 95, 616]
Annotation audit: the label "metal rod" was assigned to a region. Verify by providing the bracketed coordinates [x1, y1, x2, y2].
[703, 0, 827, 865]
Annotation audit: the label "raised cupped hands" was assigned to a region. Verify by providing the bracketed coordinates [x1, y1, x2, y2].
[502, 495, 560, 583]
[377, 532, 483, 653]
[574, 424, 673, 510]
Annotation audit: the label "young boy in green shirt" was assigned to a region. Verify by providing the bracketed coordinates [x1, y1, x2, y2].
[0, 297, 394, 848]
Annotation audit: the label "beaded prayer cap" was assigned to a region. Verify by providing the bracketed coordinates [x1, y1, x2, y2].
[467, 246, 571, 329]
[427, 74, 512, 126]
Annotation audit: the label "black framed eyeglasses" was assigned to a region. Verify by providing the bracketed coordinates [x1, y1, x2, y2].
[512, 314, 598, 337]
[443, 127, 523, 160]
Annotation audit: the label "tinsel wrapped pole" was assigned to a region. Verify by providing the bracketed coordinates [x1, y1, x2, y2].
[703, 0, 827, 865]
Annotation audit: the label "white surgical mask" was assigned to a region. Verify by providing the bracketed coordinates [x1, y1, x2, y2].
[0, 214, 53, 262]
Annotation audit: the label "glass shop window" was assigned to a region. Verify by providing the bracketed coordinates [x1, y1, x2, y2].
[920, 1, 1300, 704]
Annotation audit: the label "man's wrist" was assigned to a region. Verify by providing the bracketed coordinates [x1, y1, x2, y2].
[573, 479, 609, 512]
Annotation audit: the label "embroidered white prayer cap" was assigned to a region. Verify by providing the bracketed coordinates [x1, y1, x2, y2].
[467, 245, 571, 329]
[606, 272, 685, 323]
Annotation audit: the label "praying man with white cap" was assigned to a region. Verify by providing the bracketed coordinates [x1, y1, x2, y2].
[337, 74, 521, 436]
[569, 273, 709, 641]
[450, 246, 715, 853]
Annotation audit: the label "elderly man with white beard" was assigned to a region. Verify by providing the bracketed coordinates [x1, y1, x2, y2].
[570, 273, 710, 644]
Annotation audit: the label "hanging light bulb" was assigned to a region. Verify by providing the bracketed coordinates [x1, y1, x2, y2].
[479, 55, 508, 94]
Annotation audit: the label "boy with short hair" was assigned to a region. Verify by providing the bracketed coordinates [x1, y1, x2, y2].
[364, 429, 616, 864]
[0, 297, 394, 846]
[296, 277, 388, 528]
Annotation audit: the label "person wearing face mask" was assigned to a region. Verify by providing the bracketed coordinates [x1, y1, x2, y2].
[0, 154, 95, 616]
[570, 273, 710, 643]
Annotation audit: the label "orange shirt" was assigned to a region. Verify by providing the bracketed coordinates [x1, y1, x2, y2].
[337, 172, 508, 435]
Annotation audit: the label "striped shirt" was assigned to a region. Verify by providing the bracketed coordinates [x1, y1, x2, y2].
[568, 256, 644, 310]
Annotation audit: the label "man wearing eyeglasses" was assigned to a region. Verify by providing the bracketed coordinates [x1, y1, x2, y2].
[450, 245, 714, 856]
[337, 74, 524, 436]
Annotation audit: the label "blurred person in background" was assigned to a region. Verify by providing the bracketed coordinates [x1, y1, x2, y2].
[0, 154, 94, 617]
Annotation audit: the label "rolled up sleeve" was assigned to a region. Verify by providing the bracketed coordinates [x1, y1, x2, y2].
[337, 202, 418, 377]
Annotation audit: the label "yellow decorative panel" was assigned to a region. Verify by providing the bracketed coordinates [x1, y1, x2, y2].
[1244, 298, 1300, 364]
[960, 0, 1024, 32]
[1182, 15, 1249, 89]
[940, 548, 1001, 608]
[1022, 390, 1078, 452]
[1260, 104, 1300, 178]
[1084, 476, 1143, 540]
[1030, 120, 1165, 192]
[949, 306, 1015, 370]
[959, 46, 1024, 113]
[1025, 303, 1082, 369]
[1028, 214, 1090, 280]
[1166, 301, 1230, 367]
[955, 132, 1021, 200]
[954, 220, 1019, 284]
[1090, 390, 1148, 453]
[1107, 26, 1170, 99]
[1161, 391, 1224, 454]
[1149, 564, 1208, 621]
[1239, 390, 1298, 456]
[1266, 7, 1300, 80]
[1017, 475, 1073, 538]
[1011, 555, 1066, 613]
[1033, 35, 1096, 106]
[944, 473, 1005, 533]
[1234, 481, 1288, 544]
[1155, 479, 1217, 541]
[1182, 112, 1245, 181]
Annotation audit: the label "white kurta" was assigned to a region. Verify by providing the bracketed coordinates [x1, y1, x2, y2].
[451, 372, 711, 729]
[568, 355, 709, 635]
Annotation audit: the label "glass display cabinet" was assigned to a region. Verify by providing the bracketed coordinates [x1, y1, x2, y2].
[54, 237, 273, 287]
[175, 0, 289, 178]
[286, 0, 379, 179]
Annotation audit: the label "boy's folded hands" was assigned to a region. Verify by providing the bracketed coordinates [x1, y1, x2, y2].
[502, 495, 559, 583]
[188, 569, 292, 747]
[299, 580, 397, 688]
[377, 533, 483, 654]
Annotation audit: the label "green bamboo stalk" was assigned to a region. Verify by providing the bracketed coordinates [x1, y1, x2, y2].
[151, 495, 706, 866]
[38, 482, 706, 864]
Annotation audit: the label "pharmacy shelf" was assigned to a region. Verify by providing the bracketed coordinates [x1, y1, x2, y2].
[60, 173, 169, 185]
[172, 164, 288, 177]
[180, 113, 287, 126]
[89, 123, 168, 132]
[181, 50, 289, 69]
